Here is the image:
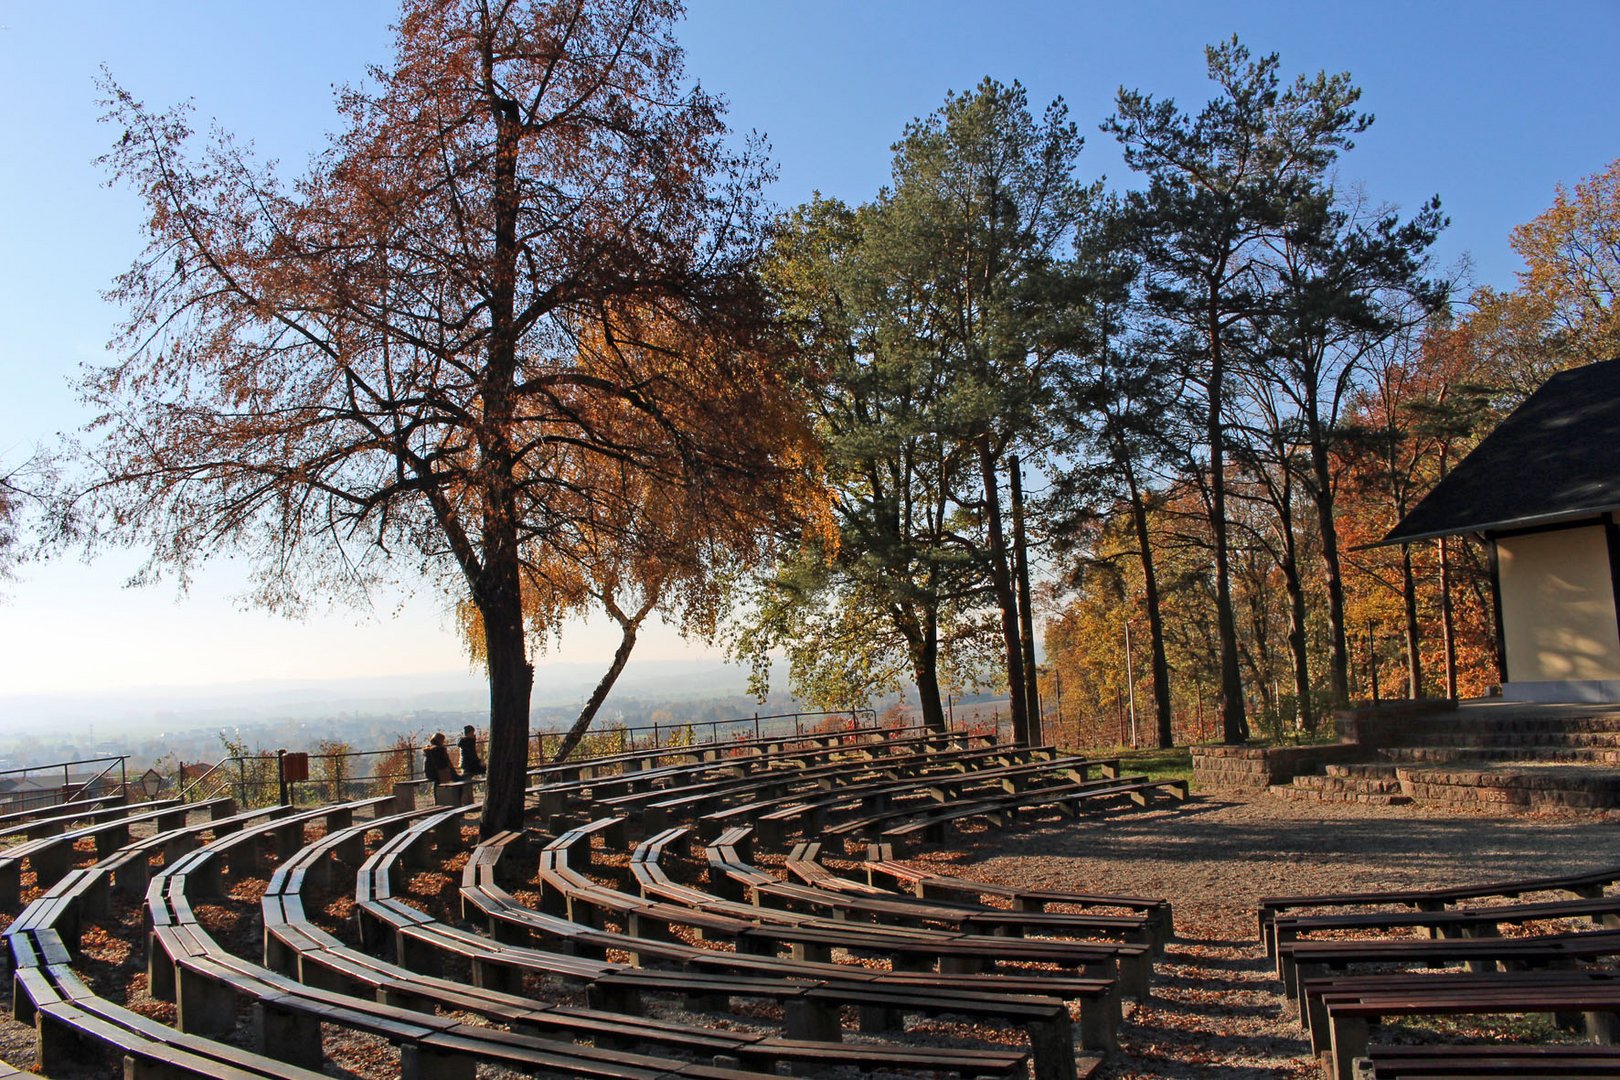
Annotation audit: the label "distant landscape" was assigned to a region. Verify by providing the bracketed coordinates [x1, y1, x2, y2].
[0, 656, 1020, 774]
[0, 659, 806, 769]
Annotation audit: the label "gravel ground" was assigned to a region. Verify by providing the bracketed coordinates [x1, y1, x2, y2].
[910, 792, 1620, 1079]
[6, 791, 1620, 1078]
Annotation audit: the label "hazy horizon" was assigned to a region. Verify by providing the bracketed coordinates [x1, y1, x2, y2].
[0, 656, 777, 737]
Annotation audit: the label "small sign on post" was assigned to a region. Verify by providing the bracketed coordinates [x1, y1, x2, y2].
[281, 752, 310, 783]
[279, 750, 309, 805]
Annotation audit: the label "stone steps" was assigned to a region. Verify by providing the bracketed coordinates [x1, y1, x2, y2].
[1395, 764, 1620, 810]
[1323, 763, 1400, 780]
[1405, 717, 1620, 733]
[1391, 731, 1620, 749]
[1269, 770, 1412, 806]
[1208, 704, 1620, 813]
[1380, 745, 1620, 766]
[1267, 784, 1413, 806]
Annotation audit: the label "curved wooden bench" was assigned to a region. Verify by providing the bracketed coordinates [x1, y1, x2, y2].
[0, 791, 130, 828]
[704, 827, 1153, 1000]
[529, 723, 945, 794]
[403, 809, 1077, 1078]
[785, 840, 1163, 952]
[1352, 1042, 1620, 1078]
[0, 795, 147, 843]
[700, 746, 1062, 846]
[539, 727, 976, 824]
[151, 800, 790, 1080]
[1281, 925, 1620, 1001]
[868, 777, 1188, 855]
[811, 769, 1139, 850]
[624, 826, 1107, 1075]
[4, 798, 303, 978]
[457, 831, 1028, 1078]
[1272, 892, 1620, 972]
[863, 842, 1173, 943]
[0, 796, 233, 908]
[6, 805, 339, 1079]
[621, 740, 1017, 835]
[1258, 864, 1620, 956]
[1312, 969, 1620, 1080]
[1259, 867, 1620, 1079]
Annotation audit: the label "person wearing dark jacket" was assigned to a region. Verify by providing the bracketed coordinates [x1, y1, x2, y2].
[458, 725, 484, 779]
[423, 732, 455, 787]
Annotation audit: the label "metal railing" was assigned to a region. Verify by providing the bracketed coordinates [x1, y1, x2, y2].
[178, 741, 421, 809]
[531, 707, 880, 764]
[0, 755, 130, 815]
[174, 707, 888, 808]
[3, 702, 1020, 816]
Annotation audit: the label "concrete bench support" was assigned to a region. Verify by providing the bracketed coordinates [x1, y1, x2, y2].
[254, 1001, 323, 1069]
[175, 967, 236, 1037]
[401, 1044, 475, 1080]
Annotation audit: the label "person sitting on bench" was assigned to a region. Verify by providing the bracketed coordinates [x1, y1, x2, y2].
[424, 733, 456, 788]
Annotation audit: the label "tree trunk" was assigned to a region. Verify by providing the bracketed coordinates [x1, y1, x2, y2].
[1237, 569, 1274, 726]
[1282, 555, 1314, 736]
[1123, 469, 1175, 749]
[1205, 298, 1247, 744]
[979, 437, 1029, 745]
[908, 622, 949, 734]
[1438, 535, 1458, 699]
[1010, 458, 1041, 743]
[478, 545, 534, 836]
[1401, 543, 1423, 699]
[1308, 437, 1351, 707]
[549, 604, 650, 764]
[1273, 483, 1315, 736]
[477, 97, 531, 838]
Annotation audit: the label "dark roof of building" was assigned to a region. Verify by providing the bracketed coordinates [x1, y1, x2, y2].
[1381, 359, 1620, 545]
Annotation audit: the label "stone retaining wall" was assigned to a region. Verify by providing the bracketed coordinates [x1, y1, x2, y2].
[1195, 701, 1620, 810]
[1394, 765, 1620, 810]
[1192, 744, 1364, 792]
[1334, 698, 1458, 745]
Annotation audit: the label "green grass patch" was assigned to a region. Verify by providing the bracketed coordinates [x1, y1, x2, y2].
[1114, 745, 1193, 785]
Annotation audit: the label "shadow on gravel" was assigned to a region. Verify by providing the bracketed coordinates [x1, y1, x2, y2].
[1173, 936, 1262, 950]
[1156, 952, 1266, 974]
[1109, 1006, 1315, 1080]
[1145, 992, 1283, 1021]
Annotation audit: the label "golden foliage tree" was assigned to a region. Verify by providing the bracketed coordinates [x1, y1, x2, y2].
[459, 321, 820, 764]
[1469, 158, 1620, 397]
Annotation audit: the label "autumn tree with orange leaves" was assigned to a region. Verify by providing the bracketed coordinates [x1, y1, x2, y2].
[1469, 158, 1620, 398]
[459, 318, 818, 766]
[77, 0, 817, 835]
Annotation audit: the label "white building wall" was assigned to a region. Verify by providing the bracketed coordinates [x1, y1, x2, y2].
[1498, 525, 1620, 695]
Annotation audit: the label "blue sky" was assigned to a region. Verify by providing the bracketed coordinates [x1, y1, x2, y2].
[1, 1, 1616, 695]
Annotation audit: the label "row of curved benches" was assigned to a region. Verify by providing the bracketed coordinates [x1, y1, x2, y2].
[4, 731, 1185, 1079]
[537, 732, 1187, 854]
[1257, 868, 1620, 1079]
